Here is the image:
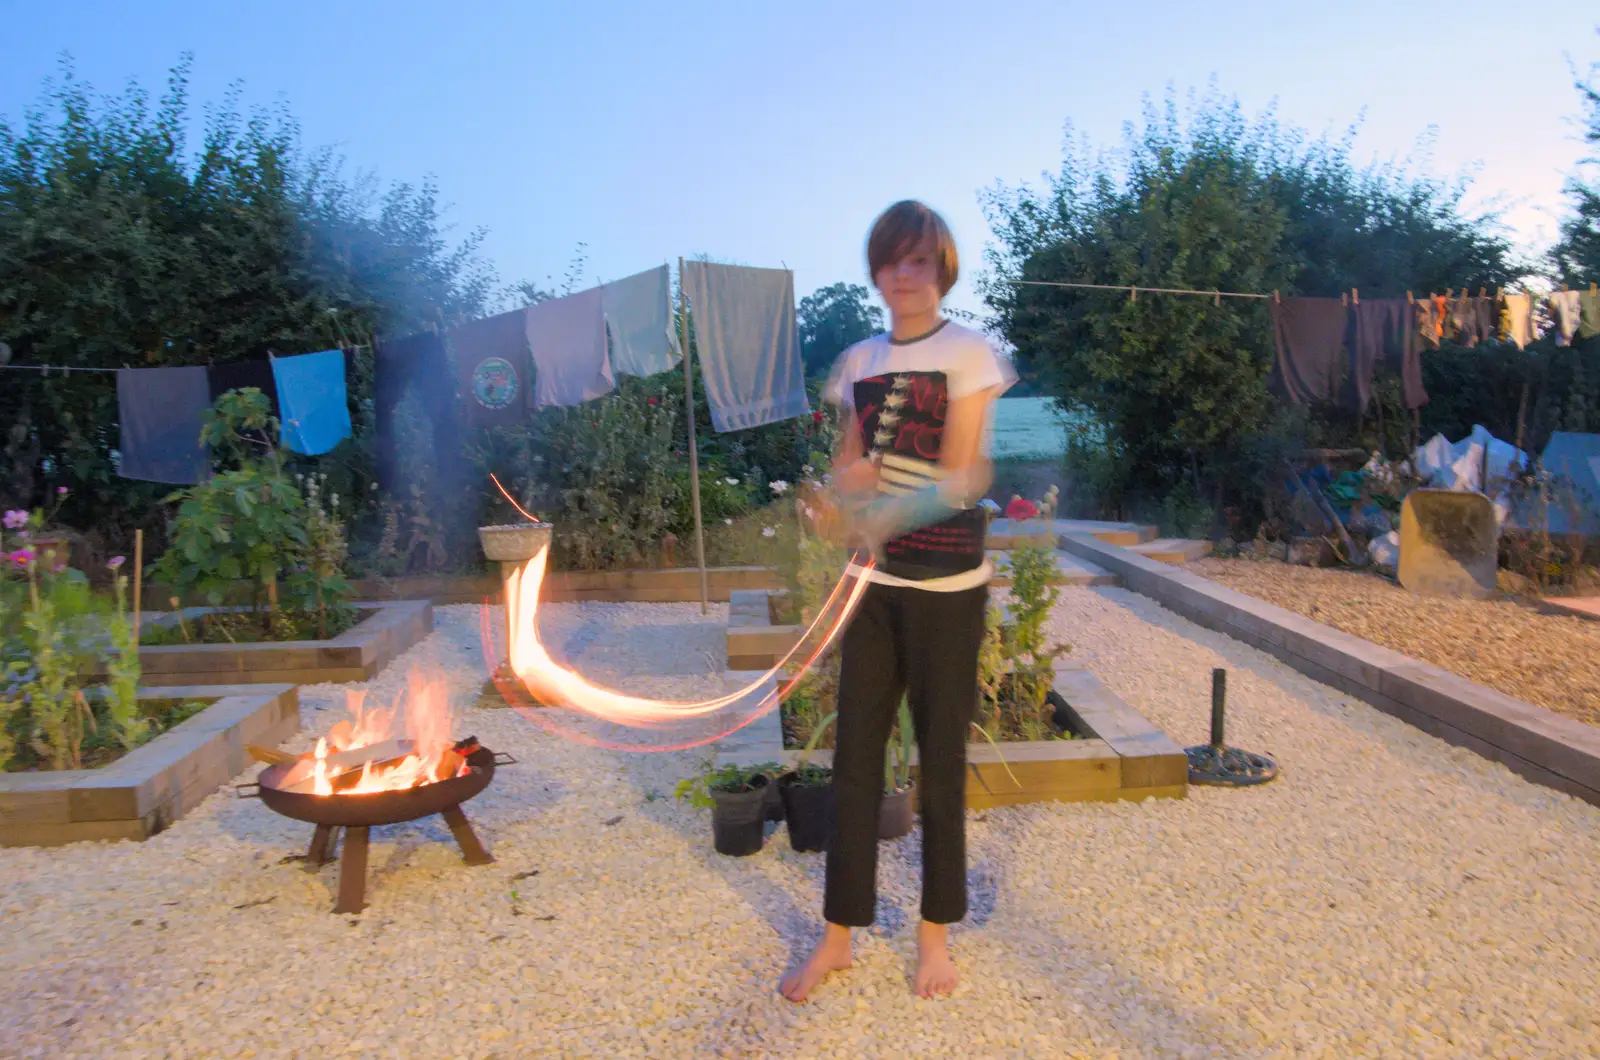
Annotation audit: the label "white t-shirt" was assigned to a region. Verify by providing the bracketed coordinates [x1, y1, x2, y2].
[824, 320, 1016, 591]
[823, 320, 1017, 411]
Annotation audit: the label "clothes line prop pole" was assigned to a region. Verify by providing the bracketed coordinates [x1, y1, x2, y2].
[678, 258, 710, 614]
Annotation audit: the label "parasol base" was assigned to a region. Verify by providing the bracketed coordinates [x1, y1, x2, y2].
[1185, 744, 1279, 787]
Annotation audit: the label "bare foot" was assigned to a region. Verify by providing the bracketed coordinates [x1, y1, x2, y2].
[914, 921, 959, 999]
[779, 923, 853, 1002]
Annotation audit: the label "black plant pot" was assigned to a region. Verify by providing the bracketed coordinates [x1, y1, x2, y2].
[711, 774, 769, 857]
[878, 784, 915, 840]
[779, 773, 834, 853]
[1047, 688, 1074, 733]
[762, 775, 784, 823]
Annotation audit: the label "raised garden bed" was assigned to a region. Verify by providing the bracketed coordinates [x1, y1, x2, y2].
[726, 589, 804, 671]
[1064, 532, 1600, 807]
[0, 684, 299, 846]
[87, 600, 431, 687]
[715, 669, 1186, 808]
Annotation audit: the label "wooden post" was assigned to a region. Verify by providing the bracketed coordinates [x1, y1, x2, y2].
[132, 529, 144, 640]
[679, 258, 710, 614]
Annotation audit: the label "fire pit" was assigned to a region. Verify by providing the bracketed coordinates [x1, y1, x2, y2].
[238, 675, 515, 913]
[241, 737, 513, 913]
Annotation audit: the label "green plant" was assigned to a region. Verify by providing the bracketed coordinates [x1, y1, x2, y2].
[0, 507, 145, 771]
[975, 543, 1073, 742]
[886, 698, 914, 793]
[103, 561, 147, 749]
[673, 760, 777, 809]
[151, 390, 353, 635]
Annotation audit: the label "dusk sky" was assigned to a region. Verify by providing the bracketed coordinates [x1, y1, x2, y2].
[3, 1, 1596, 319]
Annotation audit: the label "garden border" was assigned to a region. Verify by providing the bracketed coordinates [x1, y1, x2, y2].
[1059, 533, 1600, 808]
[141, 566, 781, 608]
[713, 668, 1186, 808]
[0, 684, 299, 847]
[105, 600, 432, 687]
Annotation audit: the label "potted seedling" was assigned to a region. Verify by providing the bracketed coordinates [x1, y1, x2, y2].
[779, 716, 835, 853]
[879, 698, 916, 840]
[675, 762, 771, 857]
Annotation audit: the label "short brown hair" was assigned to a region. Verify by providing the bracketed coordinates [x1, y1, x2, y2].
[867, 200, 959, 296]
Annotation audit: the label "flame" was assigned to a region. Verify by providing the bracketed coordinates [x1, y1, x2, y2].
[305, 672, 470, 797]
[312, 738, 331, 795]
[499, 546, 872, 732]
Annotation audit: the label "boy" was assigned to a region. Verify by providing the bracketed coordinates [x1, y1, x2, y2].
[780, 200, 1014, 1002]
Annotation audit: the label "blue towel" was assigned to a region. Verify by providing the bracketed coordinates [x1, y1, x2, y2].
[271, 350, 351, 456]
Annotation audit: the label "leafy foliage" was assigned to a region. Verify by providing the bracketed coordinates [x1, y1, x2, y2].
[797, 282, 884, 378]
[1553, 44, 1600, 284]
[983, 89, 1516, 522]
[673, 760, 778, 808]
[1, 511, 145, 770]
[976, 543, 1071, 742]
[151, 389, 352, 636]
[0, 56, 498, 556]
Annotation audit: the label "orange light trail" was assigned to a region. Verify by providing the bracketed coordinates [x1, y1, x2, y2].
[481, 546, 872, 748]
[490, 473, 540, 523]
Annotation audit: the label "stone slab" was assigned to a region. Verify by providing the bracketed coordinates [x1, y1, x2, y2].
[1541, 596, 1600, 622]
[1060, 533, 1600, 807]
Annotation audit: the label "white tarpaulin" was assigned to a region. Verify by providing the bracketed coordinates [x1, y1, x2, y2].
[1411, 426, 1528, 525]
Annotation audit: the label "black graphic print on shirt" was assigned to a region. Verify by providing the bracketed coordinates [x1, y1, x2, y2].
[852, 371, 985, 580]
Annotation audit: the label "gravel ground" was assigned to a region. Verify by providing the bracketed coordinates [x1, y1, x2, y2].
[3, 594, 1600, 1059]
[1184, 557, 1600, 727]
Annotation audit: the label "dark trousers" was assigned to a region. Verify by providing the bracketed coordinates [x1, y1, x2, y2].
[824, 579, 988, 927]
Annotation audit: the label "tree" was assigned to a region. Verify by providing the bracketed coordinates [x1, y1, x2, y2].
[797, 282, 884, 378]
[0, 56, 496, 550]
[1553, 40, 1600, 284]
[983, 88, 1515, 513]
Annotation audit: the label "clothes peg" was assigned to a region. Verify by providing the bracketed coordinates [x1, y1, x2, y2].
[1273, 289, 1281, 303]
[1591, 283, 1597, 296]
[1130, 286, 1137, 303]
[1352, 288, 1360, 306]
[1407, 291, 1415, 304]
[1341, 292, 1348, 307]
[1479, 287, 1487, 299]
[1213, 290, 1220, 307]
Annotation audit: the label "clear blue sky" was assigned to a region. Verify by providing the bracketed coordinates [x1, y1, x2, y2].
[2, 1, 1595, 319]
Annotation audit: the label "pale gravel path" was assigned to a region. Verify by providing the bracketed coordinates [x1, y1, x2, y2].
[1, 594, 1598, 1059]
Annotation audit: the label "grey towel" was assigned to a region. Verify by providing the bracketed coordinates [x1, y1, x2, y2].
[526, 286, 615, 408]
[1269, 298, 1348, 405]
[118, 366, 212, 484]
[682, 262, 810, 432]
[601, 265, 681, 378]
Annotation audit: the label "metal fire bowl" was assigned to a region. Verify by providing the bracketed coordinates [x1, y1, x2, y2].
[247, 746, 508, 828]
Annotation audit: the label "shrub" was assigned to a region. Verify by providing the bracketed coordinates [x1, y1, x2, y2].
[0, 512, 144, 770]
[152, 389, 353, 638]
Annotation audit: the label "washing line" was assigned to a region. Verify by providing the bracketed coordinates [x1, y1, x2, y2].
[1000, 278, 1271, 302]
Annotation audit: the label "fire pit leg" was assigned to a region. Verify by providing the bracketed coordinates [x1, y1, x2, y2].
[334, 826, 369, 914]
[441, 805, 493, 866]
[307, 824, 339, 867]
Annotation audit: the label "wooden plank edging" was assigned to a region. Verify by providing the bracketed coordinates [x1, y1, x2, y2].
[712, 667, 1185, 806]
[1059, 533, 1600, 807]
[0, 684, 300, 846]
